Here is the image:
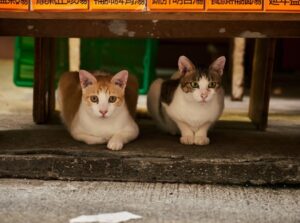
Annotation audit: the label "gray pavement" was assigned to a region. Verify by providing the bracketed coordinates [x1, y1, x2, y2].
[0, 179, 299, 223]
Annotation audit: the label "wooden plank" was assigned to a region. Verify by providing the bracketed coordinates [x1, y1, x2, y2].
[1, 19, 300, 38]
[248, 39, 276, 130]
[1, 12, 300, 21]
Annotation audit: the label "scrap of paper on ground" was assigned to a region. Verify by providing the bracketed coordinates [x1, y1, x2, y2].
[69, 211, 142, 223]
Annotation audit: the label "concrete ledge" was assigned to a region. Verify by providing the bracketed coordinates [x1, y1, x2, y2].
[0, 119, 299, 185]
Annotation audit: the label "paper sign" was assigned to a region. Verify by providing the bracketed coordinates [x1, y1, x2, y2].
[32, 0, 88, 10]
[148, 0, 204, 11]
[206, 0, 263, 11]
[265, 0, 300, 11]
[69, 211, 142, 223]
[90, 0, 146, 11]
[0, 0, 29, 10]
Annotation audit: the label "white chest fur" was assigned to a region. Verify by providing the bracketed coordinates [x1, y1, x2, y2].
[71, 102, 138, 141]
[164, 87, 224, 132]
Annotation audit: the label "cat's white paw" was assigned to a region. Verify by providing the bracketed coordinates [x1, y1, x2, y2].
[180, 135, 194, 145]
[107, 138, 124, 151]
[194, 136, 210, 145]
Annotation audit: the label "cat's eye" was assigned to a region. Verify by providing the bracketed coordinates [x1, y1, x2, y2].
[90, 95, 98, 103]
[208, 82, 217, 88]
[108, 96, 117, 103]
[190, 82, 199, 88]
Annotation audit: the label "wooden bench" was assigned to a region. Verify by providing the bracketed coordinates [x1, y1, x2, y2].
[1, 12, 300, 130]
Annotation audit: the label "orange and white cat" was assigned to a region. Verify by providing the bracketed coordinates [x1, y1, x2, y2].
[57, 70, 139, 150]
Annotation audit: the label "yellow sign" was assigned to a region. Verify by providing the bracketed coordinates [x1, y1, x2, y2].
[148, 0, 204, 11]
[90, 0, 145, 10]
[32, 0, 88, 10]
[3, 0, 300, 12]
[206, 0, 263, 11]
[0, 0, 29, 10]
[266, 0, 300, 11]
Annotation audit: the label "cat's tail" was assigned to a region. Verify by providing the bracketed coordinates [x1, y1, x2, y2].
[147, 79, 178, 134]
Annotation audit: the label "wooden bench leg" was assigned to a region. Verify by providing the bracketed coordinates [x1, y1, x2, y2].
[48, 38, 56, 120]
[248, 38, 276, 131]
[33, 37, 56, 124]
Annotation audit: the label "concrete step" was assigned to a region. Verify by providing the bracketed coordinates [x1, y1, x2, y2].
[0, 115, 299, 186]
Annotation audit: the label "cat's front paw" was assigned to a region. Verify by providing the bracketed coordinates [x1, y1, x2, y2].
[180, 135, 194, 145]
[107, 138, 124, 151]
[194, 136, 210, 145]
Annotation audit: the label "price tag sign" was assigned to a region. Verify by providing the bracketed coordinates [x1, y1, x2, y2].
[266, 0, 300, 12]
[206, 0, 263, 11]
[0, 0, 29, 10]
[90, 0, 146, 11]
[148, 0, 204, 11]
[32, 0, 88, 10]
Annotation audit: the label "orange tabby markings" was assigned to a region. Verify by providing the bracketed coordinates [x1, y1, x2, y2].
[58, 70, 139, 150]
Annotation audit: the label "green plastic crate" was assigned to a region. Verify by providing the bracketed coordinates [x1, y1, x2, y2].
[14, 37, 157, 94]
[80, 38, 157, 94]
[13, 37, 69, 87]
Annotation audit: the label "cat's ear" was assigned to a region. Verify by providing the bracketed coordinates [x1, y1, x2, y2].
[79, 70, 97, 89]
[209, 56, 226, 76]
[111, 70, 128, 89]
[178, 55, 195, 76]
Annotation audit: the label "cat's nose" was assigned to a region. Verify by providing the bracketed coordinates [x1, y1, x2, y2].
[99, 110, 108, 116]
[201, 94, 208, 99]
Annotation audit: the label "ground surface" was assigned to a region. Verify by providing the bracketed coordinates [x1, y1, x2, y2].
[0, 179, 299, 223]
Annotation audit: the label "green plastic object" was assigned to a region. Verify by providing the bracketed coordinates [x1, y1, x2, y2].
[80, 38, 157, 94]
[14, 37, 157, 94]
[13, 37, 69, 88]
